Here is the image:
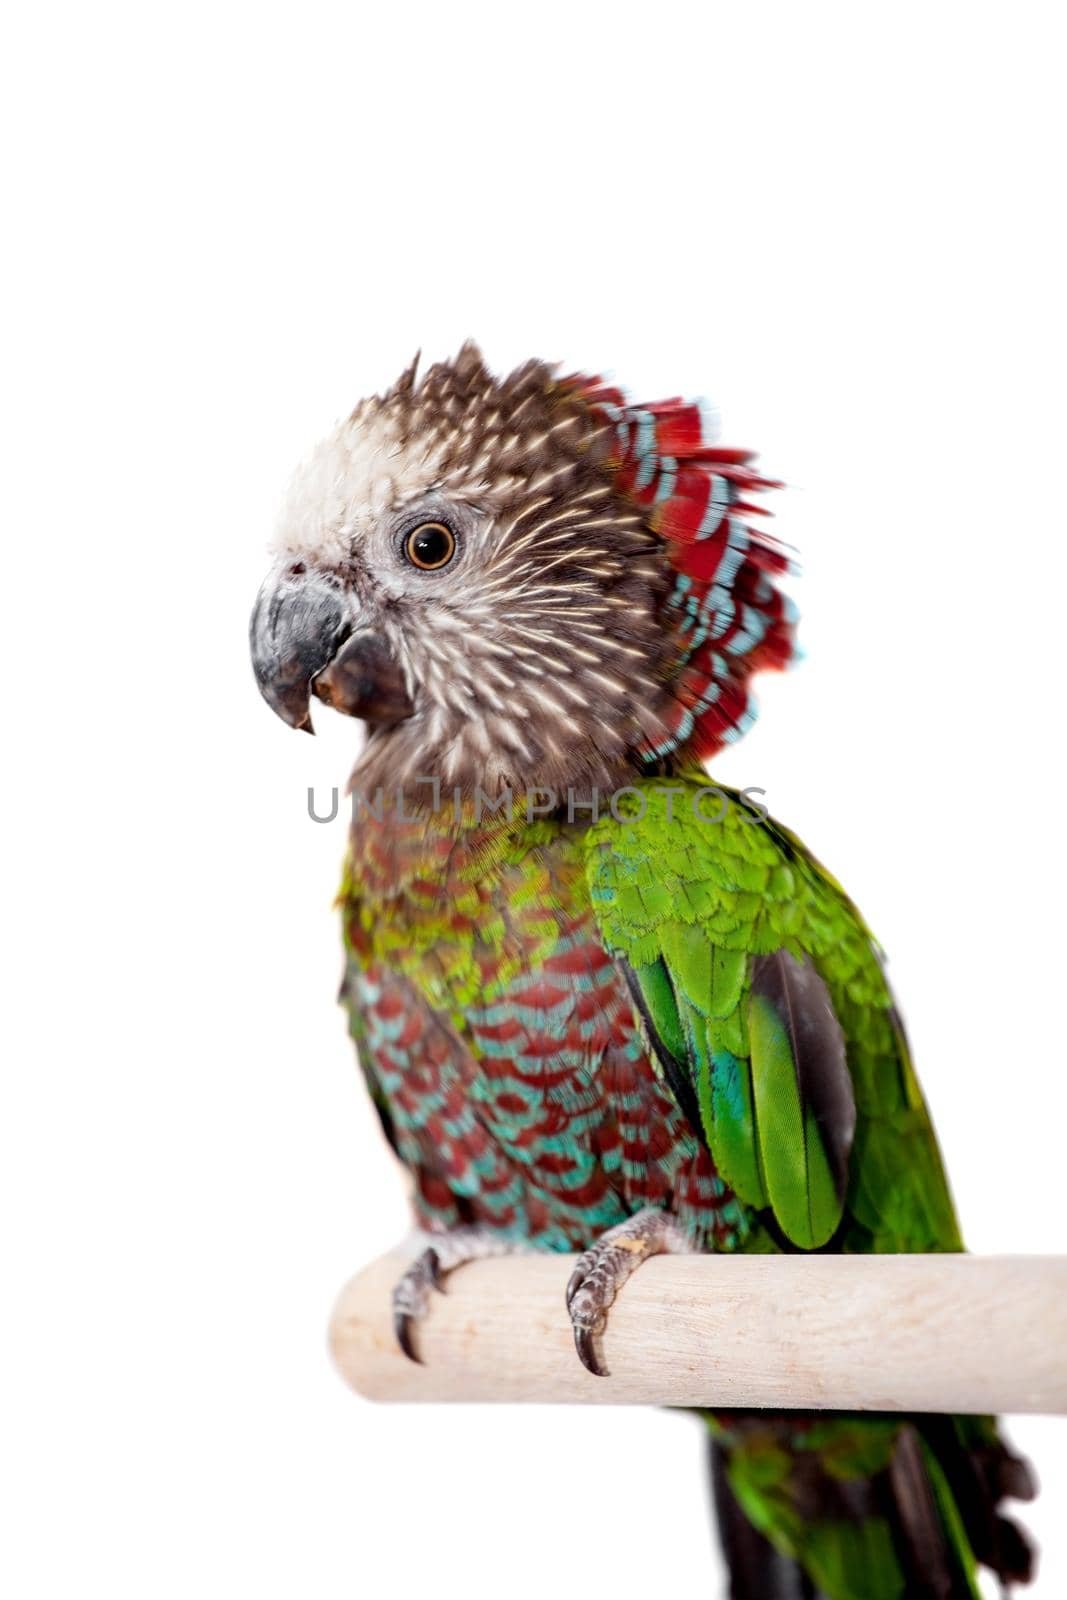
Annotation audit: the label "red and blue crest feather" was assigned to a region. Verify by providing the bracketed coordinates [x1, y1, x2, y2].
[565, 376, 799, 762]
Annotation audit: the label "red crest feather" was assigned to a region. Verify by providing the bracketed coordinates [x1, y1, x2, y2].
[564, 375, 799, 762]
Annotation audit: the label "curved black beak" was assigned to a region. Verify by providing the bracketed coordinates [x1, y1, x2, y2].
[250, 563, 414, 731]
[250, 564, 352, 731]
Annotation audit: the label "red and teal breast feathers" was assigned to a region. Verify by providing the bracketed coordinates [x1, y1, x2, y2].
[339, 779, 959, 1260]
[340, 804, 755, 1251]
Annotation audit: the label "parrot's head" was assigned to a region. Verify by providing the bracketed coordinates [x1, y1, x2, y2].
[251, 342, 797, 795]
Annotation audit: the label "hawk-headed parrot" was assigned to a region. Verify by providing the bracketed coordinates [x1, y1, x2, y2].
[251, 344, 1037, 1599]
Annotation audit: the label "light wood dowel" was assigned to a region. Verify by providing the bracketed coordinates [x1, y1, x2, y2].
[329, 1250, 1067, 1413]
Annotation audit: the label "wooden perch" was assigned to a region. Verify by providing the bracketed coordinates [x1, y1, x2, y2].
[330, 1250, 1067, 1413]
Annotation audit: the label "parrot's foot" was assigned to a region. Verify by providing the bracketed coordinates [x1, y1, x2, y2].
[392, 1226, 523, 1364]
[566, 1207, 695, 1377]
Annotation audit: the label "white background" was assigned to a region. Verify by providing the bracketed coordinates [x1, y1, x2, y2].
[3, 4, 1065, 1596]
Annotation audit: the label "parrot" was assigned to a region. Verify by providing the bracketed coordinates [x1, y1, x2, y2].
[250, 342, 1037, 1598]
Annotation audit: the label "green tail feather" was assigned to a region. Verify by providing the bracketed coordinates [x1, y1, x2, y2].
[705, 1410, 1033, 1600]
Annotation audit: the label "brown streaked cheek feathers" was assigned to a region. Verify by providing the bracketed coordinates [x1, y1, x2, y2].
[340, 347, 680, 795]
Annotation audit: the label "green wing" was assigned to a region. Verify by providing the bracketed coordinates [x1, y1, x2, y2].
[584, 780, 1032, 1597]
[583, 776, 961, 1254]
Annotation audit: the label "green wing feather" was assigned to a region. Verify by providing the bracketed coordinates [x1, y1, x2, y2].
[584, 776, 961, 1255]
[748, 947, 856, 1248]
[748, 982, 840, 1248]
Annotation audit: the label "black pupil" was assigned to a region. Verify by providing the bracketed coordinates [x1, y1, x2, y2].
[411, 525, 451, 566]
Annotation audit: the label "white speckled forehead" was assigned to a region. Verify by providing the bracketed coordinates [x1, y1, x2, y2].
[273, 397, 456, 565]
[271, 344, 607, 568]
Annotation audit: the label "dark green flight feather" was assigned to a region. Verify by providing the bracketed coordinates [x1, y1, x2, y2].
[748, 948, 855, 1248]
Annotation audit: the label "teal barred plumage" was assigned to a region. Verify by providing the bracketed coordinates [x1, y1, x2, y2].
[340, 799, 755, 1250]
[252, 344, 1037, 1598]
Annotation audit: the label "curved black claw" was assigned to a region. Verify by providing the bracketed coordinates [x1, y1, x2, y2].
[391, 1233, 520, 1364]
[394, 1309, 423, 1365]
[565, 1262, 587, 1310]
[573, 1320, 609, 1378]
[391, 1245, 442, 1365]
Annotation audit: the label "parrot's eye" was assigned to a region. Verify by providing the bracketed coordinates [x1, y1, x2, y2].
[403, 522, 456, 571]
